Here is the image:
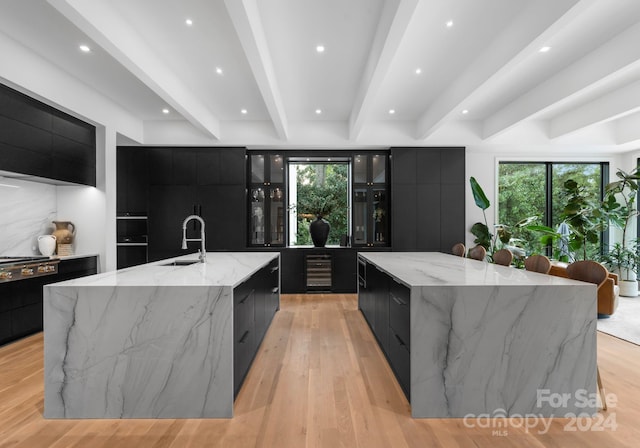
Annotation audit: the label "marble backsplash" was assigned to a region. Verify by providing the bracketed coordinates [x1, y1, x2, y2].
[0, 177, 57, 256]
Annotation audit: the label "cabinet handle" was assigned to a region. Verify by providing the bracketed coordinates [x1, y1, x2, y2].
[270, 266, 279, 273]
[391, 294, 407, 306]
[239, 289, 254, 304]
[358, 279, 366, 288]
[394, 333, 407, 347]
[271, 287, 279, 294]
[239, 330, 250, 344]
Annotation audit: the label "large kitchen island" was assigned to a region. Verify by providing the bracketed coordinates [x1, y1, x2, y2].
[358, 252, 598, 418]
[44, 252, 279, 419]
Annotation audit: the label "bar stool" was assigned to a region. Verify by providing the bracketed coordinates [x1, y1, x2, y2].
[451, 243, 466, 257]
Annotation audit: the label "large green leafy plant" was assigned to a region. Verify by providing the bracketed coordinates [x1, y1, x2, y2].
[598, 167, 640, 280]
[469, 177, 535, 261]
[527, 179, 606, 261]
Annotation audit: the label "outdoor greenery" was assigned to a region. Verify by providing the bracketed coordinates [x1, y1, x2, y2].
[293, 163, 348, 246]
[498, 163, 604, 259]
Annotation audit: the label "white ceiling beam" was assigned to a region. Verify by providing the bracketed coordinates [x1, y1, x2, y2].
[348, 0, 419, 141]
[549, 80, 640, 138]
[613, 112, 640, 145]
[416, 0, 591, 140]
[483, 20, 640, 140]
[224, 0, 288, 140]
[47, 0, 221, 139]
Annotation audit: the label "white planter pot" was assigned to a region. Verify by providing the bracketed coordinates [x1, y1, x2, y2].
[619, 279, 638, 297]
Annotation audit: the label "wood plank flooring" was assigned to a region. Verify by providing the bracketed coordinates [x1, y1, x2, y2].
[1, 294, 639, 447]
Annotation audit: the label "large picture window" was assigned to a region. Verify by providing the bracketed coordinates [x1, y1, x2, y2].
[288, 161, 349, 246]
[498, 162, 608, 259]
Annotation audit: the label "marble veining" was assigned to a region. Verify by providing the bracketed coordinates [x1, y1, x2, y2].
[359, 252, 597, 418]
[0, 177, 56, 256]
[44, 252, 278, 418]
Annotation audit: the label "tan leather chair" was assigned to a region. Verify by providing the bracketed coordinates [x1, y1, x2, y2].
[468, 245, 486, 261]
[451, 243, 466, 257]
[524, 254, 552, 274]
[493, 248, 513, 266]
[565, 260, 610, 411]
[549, 262, 619, 316]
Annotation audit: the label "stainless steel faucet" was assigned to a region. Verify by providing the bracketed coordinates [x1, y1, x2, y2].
[182, 215, 206, 262]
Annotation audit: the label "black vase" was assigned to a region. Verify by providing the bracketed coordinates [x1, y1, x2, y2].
[309, 215, 330, 247]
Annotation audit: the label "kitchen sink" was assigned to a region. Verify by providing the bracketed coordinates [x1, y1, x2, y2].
[160, 260, 201, 266]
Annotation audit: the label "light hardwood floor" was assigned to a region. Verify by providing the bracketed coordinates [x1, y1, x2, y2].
[1, 294, 638, 447]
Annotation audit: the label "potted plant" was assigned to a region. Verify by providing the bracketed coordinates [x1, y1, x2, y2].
[600, 167, 640, 296]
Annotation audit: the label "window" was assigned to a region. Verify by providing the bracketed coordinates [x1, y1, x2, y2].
[288, 161, 349, 246]
[498, 162, 608, 259]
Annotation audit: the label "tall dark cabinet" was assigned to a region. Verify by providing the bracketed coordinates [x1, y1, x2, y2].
[116, 147, 247, 266]
[390, 147, 465, 252]
[352, 153, 389, 247]
[248, 152, 285, 247]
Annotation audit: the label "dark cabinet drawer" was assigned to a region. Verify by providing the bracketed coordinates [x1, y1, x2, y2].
[389, 281, 410, 350]
[388, 328, 411, 400]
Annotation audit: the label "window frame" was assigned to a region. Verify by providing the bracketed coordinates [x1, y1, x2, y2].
[497, 160, 609, 257]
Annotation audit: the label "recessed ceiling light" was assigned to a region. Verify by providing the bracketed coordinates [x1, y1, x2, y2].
[415, 68, 422, 75]
[79, 44, 91, 52]
[241, 109, 248, 115]
[539, 46, 551, 53]
[388, 109, 396, 115]
[162, 108, 170, 114]
[316, 45, 325, 53]
[216, 67, 223, 75]
[446, 20, 454, 28]
[315, 109, 322, 115]
[185, 18, 193, 26]
[462, 109, 469, 115]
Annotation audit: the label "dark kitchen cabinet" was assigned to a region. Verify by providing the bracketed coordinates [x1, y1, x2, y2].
[0, 256, 98, 346]
[233, 256, 280, 397]
[391, 147, 465, 252]
[117, 147, 247, 265]
[358, 256, 410, 400]
[352, 154, 389, 247]
[280, 248, 357, 294]
[248, 152, 285, 247]
[280, 249, 304, 293]
[148, 185, 198, 261]
[0, 83, 96, 186]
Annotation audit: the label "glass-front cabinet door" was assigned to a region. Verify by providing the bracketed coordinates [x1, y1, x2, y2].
[352, 154, 389, 247]
[249, 153, 285, 246]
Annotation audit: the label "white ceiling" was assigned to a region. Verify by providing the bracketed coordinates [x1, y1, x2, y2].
[1, 0, 640, 151]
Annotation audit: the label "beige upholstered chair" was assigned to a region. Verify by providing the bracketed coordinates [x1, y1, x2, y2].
[565, 260, 609, 411]
[451, 243, 466, 257]
[467, 245, 486, 261]
[524, 254, 552, 274]
[493, 248, 513, 266]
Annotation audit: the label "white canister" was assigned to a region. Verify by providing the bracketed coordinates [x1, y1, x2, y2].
[38, 235, 57, 256]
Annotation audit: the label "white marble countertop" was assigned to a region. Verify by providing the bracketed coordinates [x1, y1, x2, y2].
[359, 252, 587, 288]
[48, 252, 278, 287]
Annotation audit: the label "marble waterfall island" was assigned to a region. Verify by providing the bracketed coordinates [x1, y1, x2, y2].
[44, 252, 279, 419]
[358, 252, 598, 418]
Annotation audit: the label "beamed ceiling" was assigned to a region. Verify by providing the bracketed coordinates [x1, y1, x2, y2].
[1, 0, 640, 152]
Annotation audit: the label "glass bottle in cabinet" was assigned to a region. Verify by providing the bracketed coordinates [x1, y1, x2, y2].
[249, 153, 285, 247]
[352, 154, 389, 247]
